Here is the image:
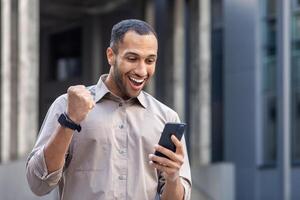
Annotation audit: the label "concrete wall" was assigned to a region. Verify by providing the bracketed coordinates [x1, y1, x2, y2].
[224, 0, 300, 199]
[191, 163, 235, 200]
[0, 159, 57, 200]
[224, 0, 259, 199]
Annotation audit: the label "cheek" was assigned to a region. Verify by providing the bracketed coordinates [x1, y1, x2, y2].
[148, 66, 156, 76]
[119, 61, 133, 73]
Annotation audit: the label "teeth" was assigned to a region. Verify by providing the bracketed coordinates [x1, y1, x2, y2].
[129, 77, 144, 83]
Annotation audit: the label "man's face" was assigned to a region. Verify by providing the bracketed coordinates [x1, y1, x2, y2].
[107, 31, 158, 99]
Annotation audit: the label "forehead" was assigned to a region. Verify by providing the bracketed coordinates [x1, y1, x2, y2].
[117, 31, 158, 56]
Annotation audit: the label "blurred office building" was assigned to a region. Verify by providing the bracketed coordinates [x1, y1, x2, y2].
[0, 0, 299, 199]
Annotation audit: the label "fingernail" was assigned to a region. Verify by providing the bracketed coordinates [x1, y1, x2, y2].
[148, 154, 154, 159]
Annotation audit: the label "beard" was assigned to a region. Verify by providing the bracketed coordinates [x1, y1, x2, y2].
[112, 61, 135, 99]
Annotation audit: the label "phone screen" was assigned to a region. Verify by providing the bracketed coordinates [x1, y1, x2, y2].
[154, 122, 186, 159]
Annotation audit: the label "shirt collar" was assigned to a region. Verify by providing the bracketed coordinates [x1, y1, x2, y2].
[94, 74, 110, 103]
[136, 91, 148, 108]
[94, 74, 148, 108]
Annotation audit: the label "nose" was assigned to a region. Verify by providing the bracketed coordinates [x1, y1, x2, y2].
[134, 61, 148, 77]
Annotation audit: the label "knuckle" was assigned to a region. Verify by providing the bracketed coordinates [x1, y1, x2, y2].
[76, 85, 85, 89]
[178, 158, 184, 165]
[156, 157, 163, 164]
[156, 145, 161, 151]
[67, 86, 74, 93]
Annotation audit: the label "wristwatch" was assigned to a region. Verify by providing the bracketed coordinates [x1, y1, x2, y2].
[58, 113, 81, 132]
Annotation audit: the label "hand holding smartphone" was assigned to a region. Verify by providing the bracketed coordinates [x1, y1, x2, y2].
[154, 122, 186, 159]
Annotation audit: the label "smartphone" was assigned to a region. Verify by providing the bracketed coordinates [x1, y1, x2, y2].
[154, 122, 186, 159]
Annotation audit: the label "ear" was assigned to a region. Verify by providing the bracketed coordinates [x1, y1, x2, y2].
[106, 47, 115, 66]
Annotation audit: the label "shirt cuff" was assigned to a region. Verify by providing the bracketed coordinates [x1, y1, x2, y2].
[180, 177, 191, 200]
[32, 146, 63, 186]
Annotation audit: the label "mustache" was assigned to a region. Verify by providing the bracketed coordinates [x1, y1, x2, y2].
[129, 73, 148, 79]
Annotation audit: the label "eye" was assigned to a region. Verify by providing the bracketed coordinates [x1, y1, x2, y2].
[127, 56, 137, 62]
[146, 58, 156, 64]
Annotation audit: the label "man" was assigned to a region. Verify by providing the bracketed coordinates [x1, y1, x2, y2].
[26, 19, 191, 200]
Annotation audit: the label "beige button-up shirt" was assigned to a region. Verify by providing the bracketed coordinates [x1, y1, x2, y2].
[26, 75, 191, 200]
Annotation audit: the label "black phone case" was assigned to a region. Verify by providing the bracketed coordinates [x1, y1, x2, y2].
[154, 122, 186, 159]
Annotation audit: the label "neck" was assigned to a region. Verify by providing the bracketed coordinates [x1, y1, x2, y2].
[104, 71, 127, 100]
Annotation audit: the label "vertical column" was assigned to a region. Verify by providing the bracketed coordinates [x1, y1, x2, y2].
[9, 0, 18, 160]
[189, 0, 211, 165]
[145, 0, 156, 96]
[1, 0, 20, 161]
[17, 0, 39, 157]
[1, 0, 12, 162]
[0, 0, 2, 162]
[87, 15, 103, 83]
[173, 0, 185, 120]
[277, 0, 291, 199]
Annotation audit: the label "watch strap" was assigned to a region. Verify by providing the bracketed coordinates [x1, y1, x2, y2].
[58, 113, 81, 132]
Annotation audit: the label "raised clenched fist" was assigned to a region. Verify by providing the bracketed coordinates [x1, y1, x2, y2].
[66, 85, 95, 124]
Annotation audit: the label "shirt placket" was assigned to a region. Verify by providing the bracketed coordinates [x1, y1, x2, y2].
[114, 101, 128, 200]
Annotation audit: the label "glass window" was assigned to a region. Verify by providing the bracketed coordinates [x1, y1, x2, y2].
[264, 20, 277, 56]
[297, 0, 300, 7]
[266, 0, 276, 16]
[292, 15, 300, 41]
[211, 0, 224, 162]
[292, 13, 300, 164]
[260, 0, 277, 166]
[262, 96, 277, 164]
[261, 0, 276, 17]
[262, 56, 276, 92]
[49, 27, 82, 81]
[292, 92, 300, 164]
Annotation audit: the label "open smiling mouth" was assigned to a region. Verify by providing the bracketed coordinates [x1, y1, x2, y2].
[128, 76, 146, 87]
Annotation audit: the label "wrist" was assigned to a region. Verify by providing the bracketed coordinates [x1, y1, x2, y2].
[165, 174, 181, 185]
[66, 111, 81, 124]
[162, 176, 185, 200]
[166, 170, 181, 182]
[58, 113, 82, 132]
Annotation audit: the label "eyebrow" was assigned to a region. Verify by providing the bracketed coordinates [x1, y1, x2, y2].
[124, 52, 157, 58]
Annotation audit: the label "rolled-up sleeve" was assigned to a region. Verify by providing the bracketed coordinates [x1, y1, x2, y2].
[167, 112, 192, 199]
[26, 95, 67, 196]
[179, 135, 192, 200]
[181, 177, 191, 200]
[157, 135, 192, 200]
[26, 146, 63, 196]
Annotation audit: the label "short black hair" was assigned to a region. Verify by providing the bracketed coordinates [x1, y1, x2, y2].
[110, 19, 157, 53]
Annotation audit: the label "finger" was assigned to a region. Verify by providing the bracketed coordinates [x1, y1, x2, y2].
[80, 95, 93, 104]
[88, 101, 95, 109]
[148, 154, 180, 169]
[171, 135, 184, 155]
[68, 85, 84, 92]
[149, 161, 174, 174]
[154, 145, 175, 160]
[154, 145, 183, 164]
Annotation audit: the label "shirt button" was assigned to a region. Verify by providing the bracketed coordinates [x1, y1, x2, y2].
[119, 149, 126, 154]
[119, 124, 124, 129]
[119, 103, 123, 107]
[118, 175, 127, 180]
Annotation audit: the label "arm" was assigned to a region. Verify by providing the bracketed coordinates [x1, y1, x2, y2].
[44, 85, 95, 173]
[43, 125, 74, 173]
[26, 85, 94, 195]
[161, 177, 185, 200]
[149, 135, 188, 200]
